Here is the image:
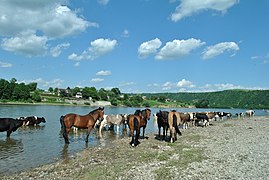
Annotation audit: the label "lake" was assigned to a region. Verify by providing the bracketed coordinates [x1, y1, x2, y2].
[0, 104, 268, 175]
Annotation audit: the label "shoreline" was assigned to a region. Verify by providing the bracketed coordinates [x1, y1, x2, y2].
[3, 116, 269, 179]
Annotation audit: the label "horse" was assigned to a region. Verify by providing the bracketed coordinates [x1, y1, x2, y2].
[19, 116, 46, 126]
[60, 107, 104, 144]
[135, 108, 151, 138]
[156, 110, 169, 141]
[98, 114, 128, 134]
[245, 110, 255, 117]
[168, 110, 182, 143]
[179, 112, 191, 129]
[127, 110, 143, 147]
[0, 118, 24, 137]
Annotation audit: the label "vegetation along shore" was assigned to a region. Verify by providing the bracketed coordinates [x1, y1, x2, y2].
[3, 115, 269, 179]
[1, 78, 269, 109]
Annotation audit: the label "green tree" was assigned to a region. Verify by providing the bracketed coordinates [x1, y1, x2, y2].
[48, 87, 54, 93]
[31, 90, 42, 102]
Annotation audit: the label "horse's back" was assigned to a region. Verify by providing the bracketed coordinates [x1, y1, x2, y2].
[128, 115, 141, 130]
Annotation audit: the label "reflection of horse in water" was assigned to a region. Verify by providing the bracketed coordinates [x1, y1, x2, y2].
[0, 138, 24, 157]
[60, 107, 104, 144]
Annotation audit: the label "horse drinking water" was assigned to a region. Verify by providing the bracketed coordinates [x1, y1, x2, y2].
[60, 107, 104, 144]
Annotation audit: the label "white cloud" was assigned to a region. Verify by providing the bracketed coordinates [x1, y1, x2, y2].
[68, 38, 117, 64]
[0, 0, 97, 56]
[91, 78, 104, 83]
[176, 79, 195, 88]
[89, 38, 118, 58]
[1, 31, 48, 56]
[0, 61, 12, 68]
[50, 43, 70, 57]
[122, 29, 129, 38]
[170, 0, 239, 22]
[20, 78, 65, 88]
[202, 42, 239, 59]
[96, 70, 111, 76]
[97, 0, 110, 6]
[155, 38, 205, 60]
[138, 38, 162, 58]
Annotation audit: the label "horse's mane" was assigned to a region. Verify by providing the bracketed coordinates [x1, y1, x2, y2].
[134, 110, 142, 115]
[89, 107, 104, 114]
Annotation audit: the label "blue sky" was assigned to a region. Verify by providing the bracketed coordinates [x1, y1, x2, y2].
[0, 0, 268, 93]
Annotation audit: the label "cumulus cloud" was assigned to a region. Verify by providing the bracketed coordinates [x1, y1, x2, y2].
[97, 0, 110, 6]
[155, 38, 205, 60]
[1, 31, 48, 56]
[68, 38, 117, 64]
[202, 42, 239, 59]
[0, 0, 96, 56]
[50, 43, 70, 57]
[91, 78, 104, 83]
[170, 0, 239, 22]
[0, 61, 12, 68]
[122, 29, 129, 38]
[138, 38, 162, 58]
[176, 79, 195, 88]
[20, 78, 65, 88]
[96, 70, 111, 76]
[89, 38, 118, 58]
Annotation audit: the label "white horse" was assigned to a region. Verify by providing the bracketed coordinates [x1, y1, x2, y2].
[99, 114, 128, 134]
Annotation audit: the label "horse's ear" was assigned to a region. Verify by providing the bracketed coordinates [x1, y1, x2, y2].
[99, 107, 104, 111]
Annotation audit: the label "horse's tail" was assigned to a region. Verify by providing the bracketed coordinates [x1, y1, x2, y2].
[60, 115, 65, 129]
[173, 114, 182, 136]
[134, 117, 139, 130]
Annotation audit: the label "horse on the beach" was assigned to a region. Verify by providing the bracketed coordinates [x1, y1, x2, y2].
[156, 110, 169, 141]
[127, 110, 143, 147]
[135, 108, 151, 138]
[60, 107, 104, 144]
[168, 110, 182, 143]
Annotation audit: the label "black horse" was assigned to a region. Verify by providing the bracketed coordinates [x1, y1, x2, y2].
[156, 110, 169, 141]
[0, 118, 24, 137]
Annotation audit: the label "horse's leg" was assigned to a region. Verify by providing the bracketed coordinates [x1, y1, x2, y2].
[7, 130, 12, 137]
[116, 125, 120, 134]
[130, 130, 135, 146]
[134, 128, 140, 146]
[142, 127, 145, 138]
[86, 126, 92, 143]
[63, 127, 71, 144]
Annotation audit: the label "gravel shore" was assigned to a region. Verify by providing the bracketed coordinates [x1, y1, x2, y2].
[3, 116, 269, 180]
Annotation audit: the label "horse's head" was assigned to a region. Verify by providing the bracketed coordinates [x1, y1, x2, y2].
[98, 107, 105, 121]
[143, 108, 151, 120]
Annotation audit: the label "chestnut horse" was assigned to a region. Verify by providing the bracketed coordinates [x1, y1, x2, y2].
[127, 110, 143, 147]
[135, 108, 151, 138]
[60, 107, 104, 144]
[168, 110, 182, 143]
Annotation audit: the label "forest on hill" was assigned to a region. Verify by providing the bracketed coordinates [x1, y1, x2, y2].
[142, 89, 269, 109]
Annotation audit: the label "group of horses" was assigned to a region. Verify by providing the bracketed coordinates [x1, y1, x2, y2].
[59, 107, 152, 146]
[0, 116, 46, 137]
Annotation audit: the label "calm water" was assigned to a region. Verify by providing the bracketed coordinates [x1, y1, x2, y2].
[0, 105, 268, 175]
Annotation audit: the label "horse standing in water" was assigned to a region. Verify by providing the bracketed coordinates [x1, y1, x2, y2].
[127, 110, 143, 147]
[135, 108, 151, 139]
[60, 107, 104, 144]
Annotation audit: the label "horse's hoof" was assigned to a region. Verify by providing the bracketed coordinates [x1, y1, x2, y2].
[65, 141, 70, 144]
[131, 144, 135, 147]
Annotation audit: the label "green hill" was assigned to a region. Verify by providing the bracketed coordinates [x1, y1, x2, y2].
[142, 89, 269, 109]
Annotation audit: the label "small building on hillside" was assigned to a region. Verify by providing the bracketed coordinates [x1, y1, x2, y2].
[75, 92, 82, 98]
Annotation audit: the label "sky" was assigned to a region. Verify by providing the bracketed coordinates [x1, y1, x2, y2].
[0, 0, 269, 93]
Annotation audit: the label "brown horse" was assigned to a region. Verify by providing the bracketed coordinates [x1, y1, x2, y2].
[60, 107, 104, 144]
[135, 108, 151, 138]
[168, 110, 182, 143]
[127, 110, 143, 147]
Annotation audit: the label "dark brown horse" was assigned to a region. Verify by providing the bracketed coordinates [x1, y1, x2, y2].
[135, 108, 151, 138]
[60, 107, 104, 144]
[127, 110, 143, 147]
[156, 110, 169, 141]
